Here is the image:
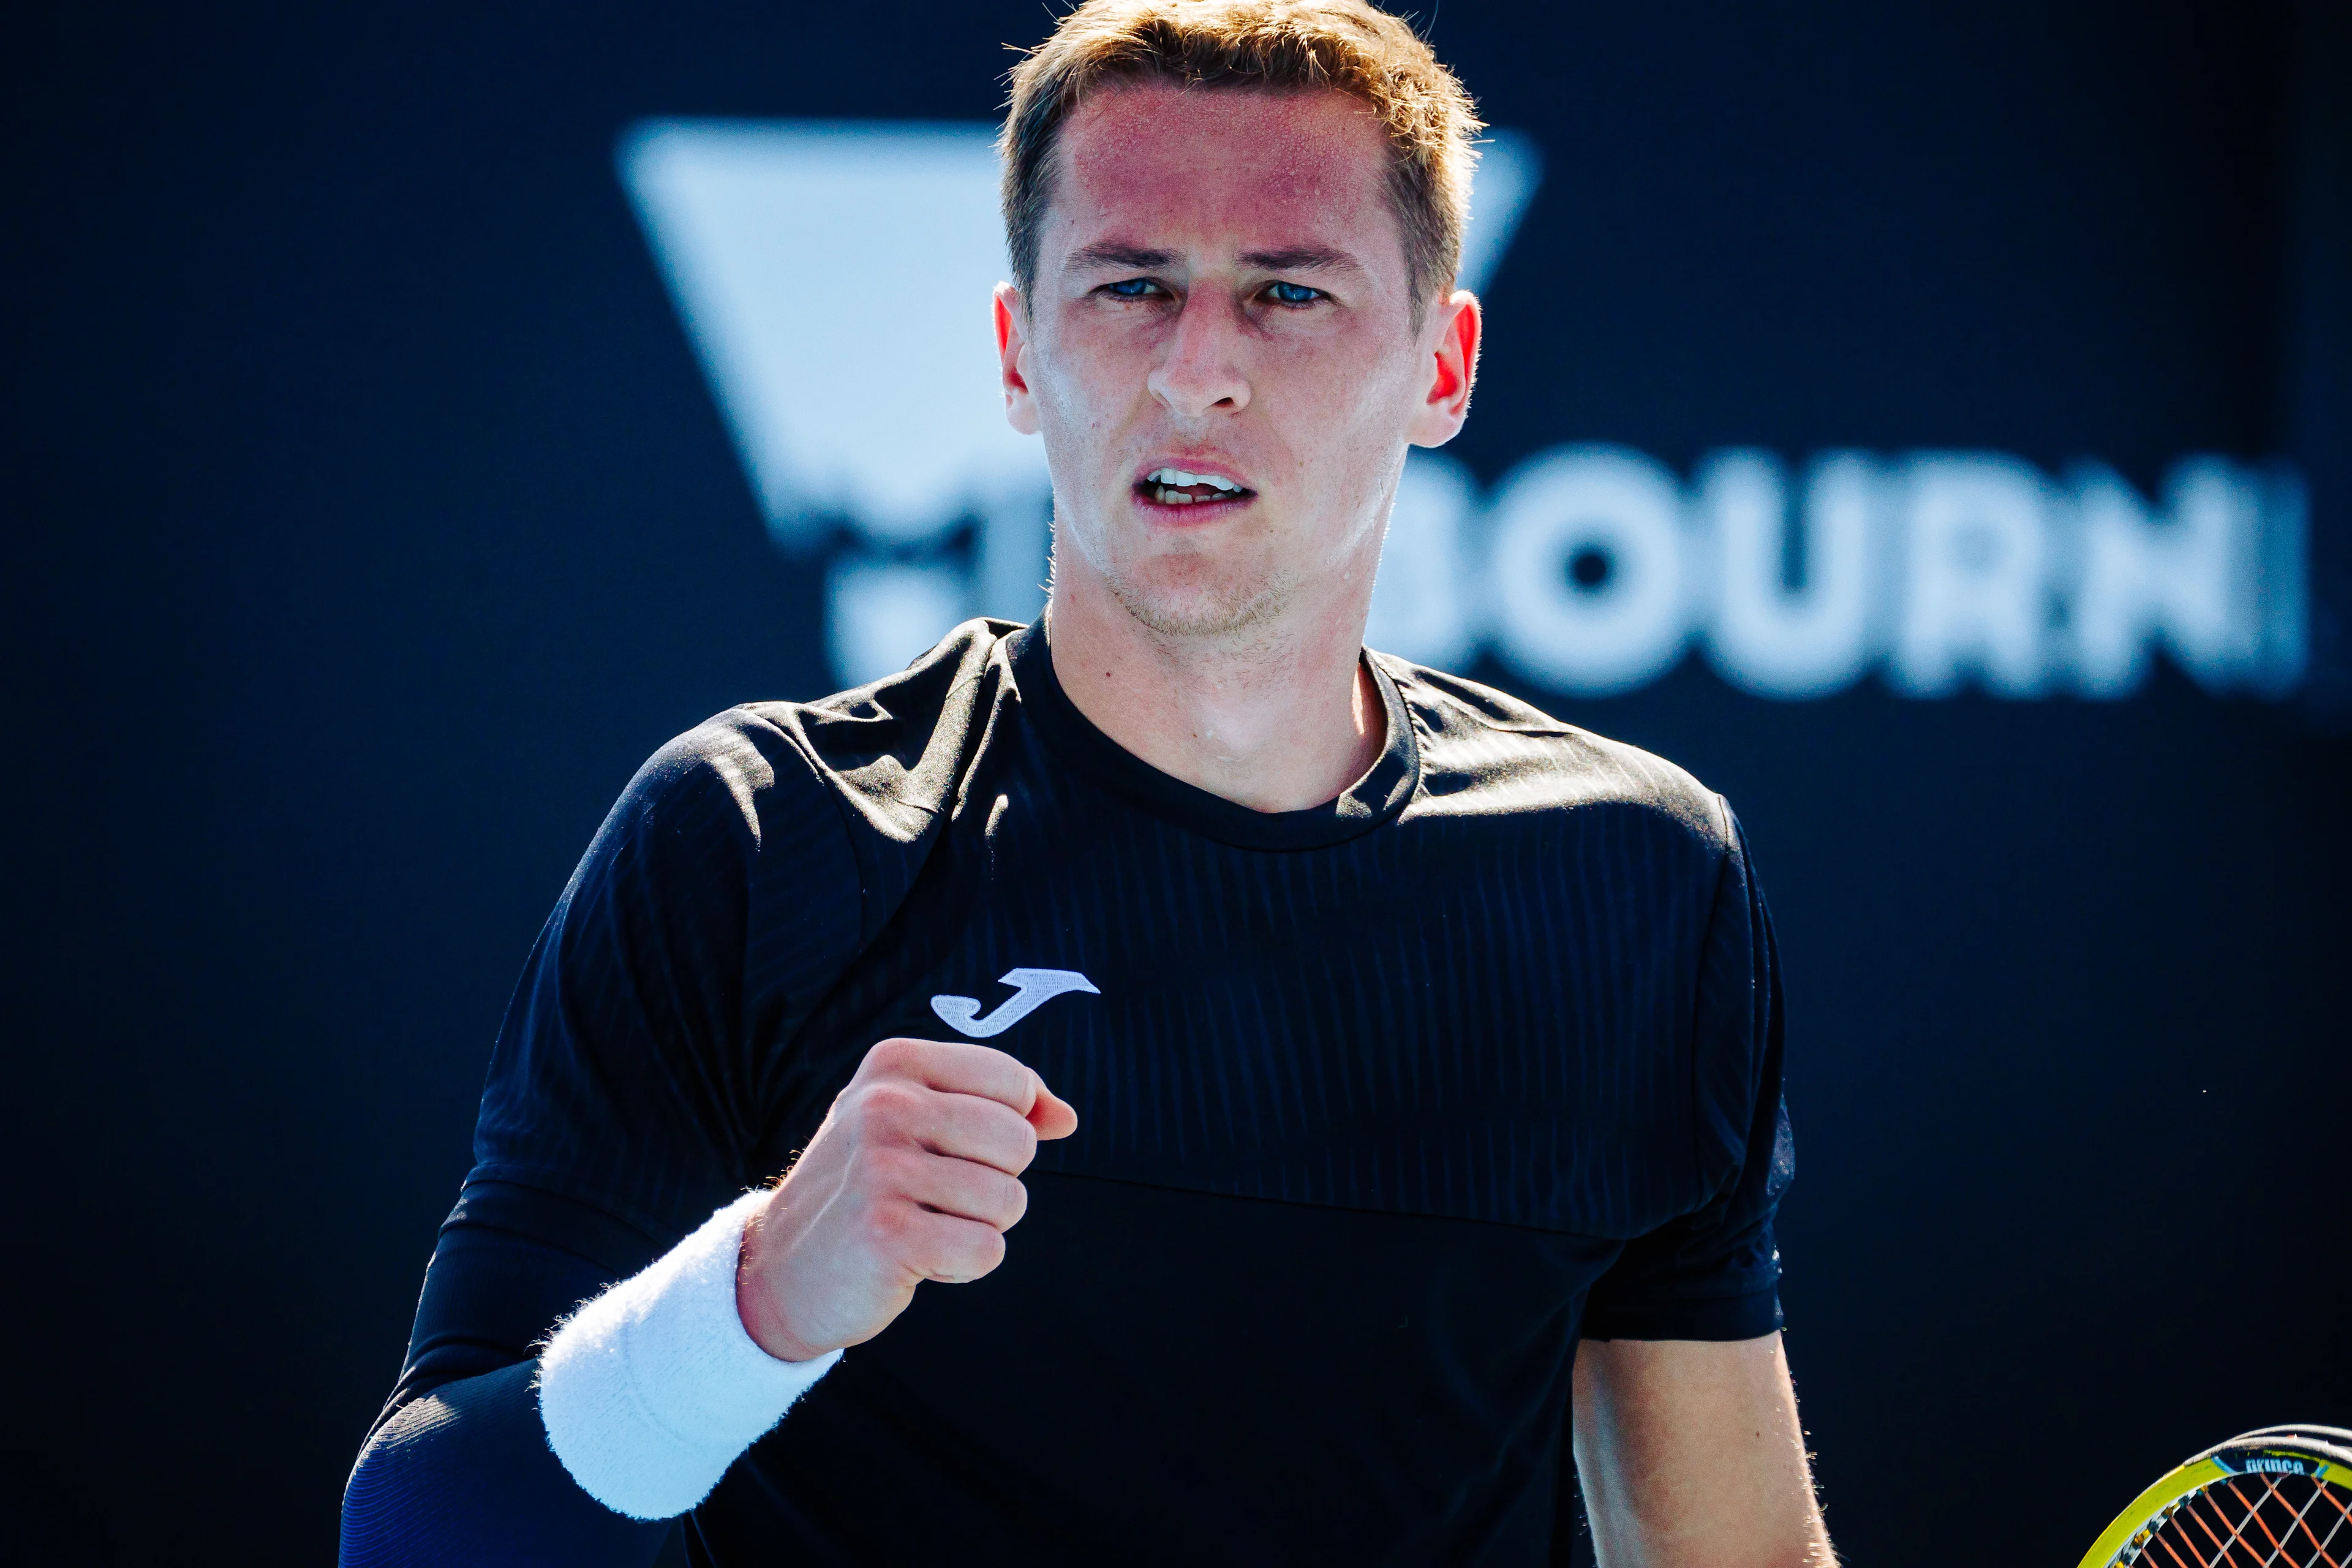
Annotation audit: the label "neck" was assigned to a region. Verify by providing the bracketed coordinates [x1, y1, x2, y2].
[1044, 564, 1384, 815]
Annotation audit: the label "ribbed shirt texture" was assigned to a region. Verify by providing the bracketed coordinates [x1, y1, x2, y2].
[345, 619, 1796, 1567]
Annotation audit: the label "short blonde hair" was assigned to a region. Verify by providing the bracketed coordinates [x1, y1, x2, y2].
[1000, 0, 1484, 320]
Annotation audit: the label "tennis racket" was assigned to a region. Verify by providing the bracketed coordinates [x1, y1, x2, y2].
[2076, 1425, 2352, 1567]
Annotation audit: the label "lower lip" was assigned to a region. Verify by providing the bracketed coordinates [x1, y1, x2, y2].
[1131, 486, 1254, 521]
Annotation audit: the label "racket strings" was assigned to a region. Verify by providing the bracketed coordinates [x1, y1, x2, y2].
[2132, 1473, 2351, 1568]
[2261, 1474, 2352, 1568]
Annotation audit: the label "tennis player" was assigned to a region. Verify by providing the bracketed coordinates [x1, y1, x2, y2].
[342, 2, 1836, 1562]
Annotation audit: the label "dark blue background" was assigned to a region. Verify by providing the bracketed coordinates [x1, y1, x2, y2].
[9, 2, 2347, 1562]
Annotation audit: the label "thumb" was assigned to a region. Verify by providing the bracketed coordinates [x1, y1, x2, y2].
[1025, 1075, 1079, 1140]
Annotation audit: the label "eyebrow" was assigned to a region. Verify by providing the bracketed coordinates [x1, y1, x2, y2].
[1237, 245, 1364, 276]
[1065, 243, 1179, 274]
[1061, 241, 1368, 277]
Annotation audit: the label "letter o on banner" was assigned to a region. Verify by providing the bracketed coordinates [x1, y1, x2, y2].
[1488, 445, 1689, 694]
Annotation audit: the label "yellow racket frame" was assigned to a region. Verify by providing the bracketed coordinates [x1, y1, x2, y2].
[2077, 1429, 2352, 1568]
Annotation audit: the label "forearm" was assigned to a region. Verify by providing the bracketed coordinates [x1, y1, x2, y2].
[341, 1361, 674, 1568]
[344, 1183, 834, 1563]
[1572, 1334, 1834, 1568]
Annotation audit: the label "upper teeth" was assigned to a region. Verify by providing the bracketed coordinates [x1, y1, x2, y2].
[1147, 468, 1242, 492]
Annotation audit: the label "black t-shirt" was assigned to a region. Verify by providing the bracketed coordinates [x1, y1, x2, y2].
[379, 619, 1793, 1566]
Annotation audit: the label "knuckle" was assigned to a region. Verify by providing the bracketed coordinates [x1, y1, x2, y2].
[856, 1082, 925, 1137]
[863, 1036, 921, 1076]
[968, 1101, 1035, 1168]
[854, 1144, 915, 1191]
[959, 1169, 1019, 1227]
[865, 1200, 915, 1249]
[934, 1224, 1004, 1283]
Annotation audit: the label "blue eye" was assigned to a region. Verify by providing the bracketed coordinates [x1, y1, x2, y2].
[1106, 277, 1159, 298]
[1266, 281, 1322, 306]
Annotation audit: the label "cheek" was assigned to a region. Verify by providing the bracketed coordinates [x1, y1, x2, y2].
[1033, 320, 1140, 440]
[1280, 337, 1418, 469]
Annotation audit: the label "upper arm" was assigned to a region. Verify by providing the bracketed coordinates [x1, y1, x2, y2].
[470, 712, 861, 1243]
[1571, 1334, 1833, 1568]
[1585, 805, 1793, 1343]
[1572, 808, 1822, 1564]
[380, 714, 862, 1425]
[344, 716, 863, 1555]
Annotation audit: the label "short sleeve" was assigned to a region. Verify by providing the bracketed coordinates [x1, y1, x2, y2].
[1581, 808, 1795, 1341]
[467, 712, 862, 1247]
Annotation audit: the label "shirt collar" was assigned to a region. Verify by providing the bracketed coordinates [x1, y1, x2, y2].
[1005, 620, 1420, 852]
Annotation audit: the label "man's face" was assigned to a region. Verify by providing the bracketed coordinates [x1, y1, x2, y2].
[996, 80, 1477, 640]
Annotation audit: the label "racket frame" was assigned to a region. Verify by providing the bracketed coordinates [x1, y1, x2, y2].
[2076, 1427, 2352, 1568]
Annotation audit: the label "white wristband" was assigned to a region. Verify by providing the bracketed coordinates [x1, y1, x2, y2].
[536, 1189, 841, 1520]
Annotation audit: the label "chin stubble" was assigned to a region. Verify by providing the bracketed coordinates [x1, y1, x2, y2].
[1106, 562, 1298, 640]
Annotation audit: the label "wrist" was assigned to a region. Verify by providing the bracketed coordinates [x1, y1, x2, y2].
[538, 1189, 841, 1520]
[734, 1191, 831, 1364]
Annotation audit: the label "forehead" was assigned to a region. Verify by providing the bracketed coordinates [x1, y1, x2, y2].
[1046, 80, 1401, 266]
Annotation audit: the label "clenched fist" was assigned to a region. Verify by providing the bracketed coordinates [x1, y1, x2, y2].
[734, 1037, 1078, 1363]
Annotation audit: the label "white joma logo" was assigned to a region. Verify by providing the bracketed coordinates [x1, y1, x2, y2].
[930, 968, 1099, 1039]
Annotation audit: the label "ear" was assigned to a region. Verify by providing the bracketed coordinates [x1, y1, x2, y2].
[1406, 289, 1481, 448]
[995, 282, 1041, 436]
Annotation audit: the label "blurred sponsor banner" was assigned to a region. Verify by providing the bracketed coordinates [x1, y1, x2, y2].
[623, 119, 2305, 700]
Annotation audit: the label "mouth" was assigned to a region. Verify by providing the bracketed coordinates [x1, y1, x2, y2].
[1133, 465, 1256, 511]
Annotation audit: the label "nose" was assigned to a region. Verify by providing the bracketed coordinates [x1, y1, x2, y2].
[1146, 292, 1251, 420]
